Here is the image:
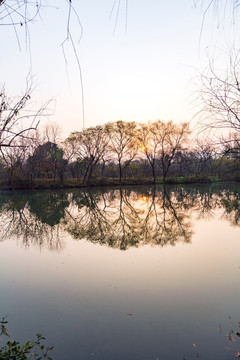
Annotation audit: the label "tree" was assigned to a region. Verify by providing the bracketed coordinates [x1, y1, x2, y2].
[105, 120, 139, 183]
[138, 121, 160, 183]
[222, 132, 240, 157]
[42, 123, 62, 144]
[0, 0, 84, 135]
[66, 125, 109, 184]
[155, 121, 190, 182]
[172, 150, 191, 177]
[193, 0, 240, 143]
[0, 142, 25, 186]
[0, 129, 39, 186]
[139, 120, 190, 183]
[0, 86, 50, 148]
[191, 138, 215, 176]
[197, 50, 240, 134]
[27, 141, 67, 182]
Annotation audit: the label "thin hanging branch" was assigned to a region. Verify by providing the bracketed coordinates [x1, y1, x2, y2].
[0, 1, 86, 130]
[61, 1, 85, 129]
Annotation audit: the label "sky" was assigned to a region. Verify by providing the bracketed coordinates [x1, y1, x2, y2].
[0, 0, 239, 138]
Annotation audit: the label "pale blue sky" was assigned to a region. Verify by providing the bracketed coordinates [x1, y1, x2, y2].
[0, 0, 237, 137]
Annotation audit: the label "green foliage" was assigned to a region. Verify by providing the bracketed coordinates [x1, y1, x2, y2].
[0, 318, 53, 360]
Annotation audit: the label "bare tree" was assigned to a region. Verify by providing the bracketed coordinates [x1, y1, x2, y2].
[222, 132, 240, 155]
[42, 122, 62, 144]
[66, 125, 109, 184]
[0, 84, 51, 148]
[139, 120, 190, 183]
[0, 0, 42, 25]
[192, 138, 216, 176]
[105, 120, 139, 183]
[196, 49, 240, 135]
[138, 121, 160, 184]
[0, 0, 85, 128]
[156, 121, 190, 182]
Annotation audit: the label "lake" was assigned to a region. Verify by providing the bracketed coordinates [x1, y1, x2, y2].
[1, 184, 240, 360]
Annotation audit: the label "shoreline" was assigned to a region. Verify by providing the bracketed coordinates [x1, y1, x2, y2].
[0, 175, 237, 191]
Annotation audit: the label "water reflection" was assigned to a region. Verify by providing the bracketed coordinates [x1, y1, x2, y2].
[221, 190, 240, 226]
[64, 188, 193, 250]
[0, 191, 69, 251]
[1, 184, 240, 251]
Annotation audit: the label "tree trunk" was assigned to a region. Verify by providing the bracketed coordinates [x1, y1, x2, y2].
[119, 161, 122, 184]
[151, 163, 156, 184]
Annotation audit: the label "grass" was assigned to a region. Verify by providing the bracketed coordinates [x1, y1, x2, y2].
[0, 174, 236, 190]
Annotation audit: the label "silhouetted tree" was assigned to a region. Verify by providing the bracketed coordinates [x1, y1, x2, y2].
[27, 141, 67, 181]
[66, 125, 109, 184]
[106, 121, 139, 183]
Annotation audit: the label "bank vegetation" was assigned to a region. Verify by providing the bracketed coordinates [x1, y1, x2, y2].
[0, 120, 240, 189]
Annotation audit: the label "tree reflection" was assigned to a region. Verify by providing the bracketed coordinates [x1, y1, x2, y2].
[63, 187, 194, 250]
[221, 188, 240, 226]
[0, 191, 69, 251]
[192, 185, 221, 220]
[141, 188, 193, 246]
[1, 185, 240, 251]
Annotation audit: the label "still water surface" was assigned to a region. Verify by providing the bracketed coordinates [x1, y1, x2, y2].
[1, 184, 240, 359]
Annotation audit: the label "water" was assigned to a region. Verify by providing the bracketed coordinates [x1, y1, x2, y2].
[1, 184, 240, 360]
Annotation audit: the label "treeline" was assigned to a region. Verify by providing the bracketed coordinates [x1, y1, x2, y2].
[0, 120, 240, 189]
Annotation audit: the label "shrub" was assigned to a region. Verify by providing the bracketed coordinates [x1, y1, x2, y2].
[0, 318, 54, 360]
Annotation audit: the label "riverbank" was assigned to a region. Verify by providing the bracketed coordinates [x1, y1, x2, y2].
[0, 175, 235, 190]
